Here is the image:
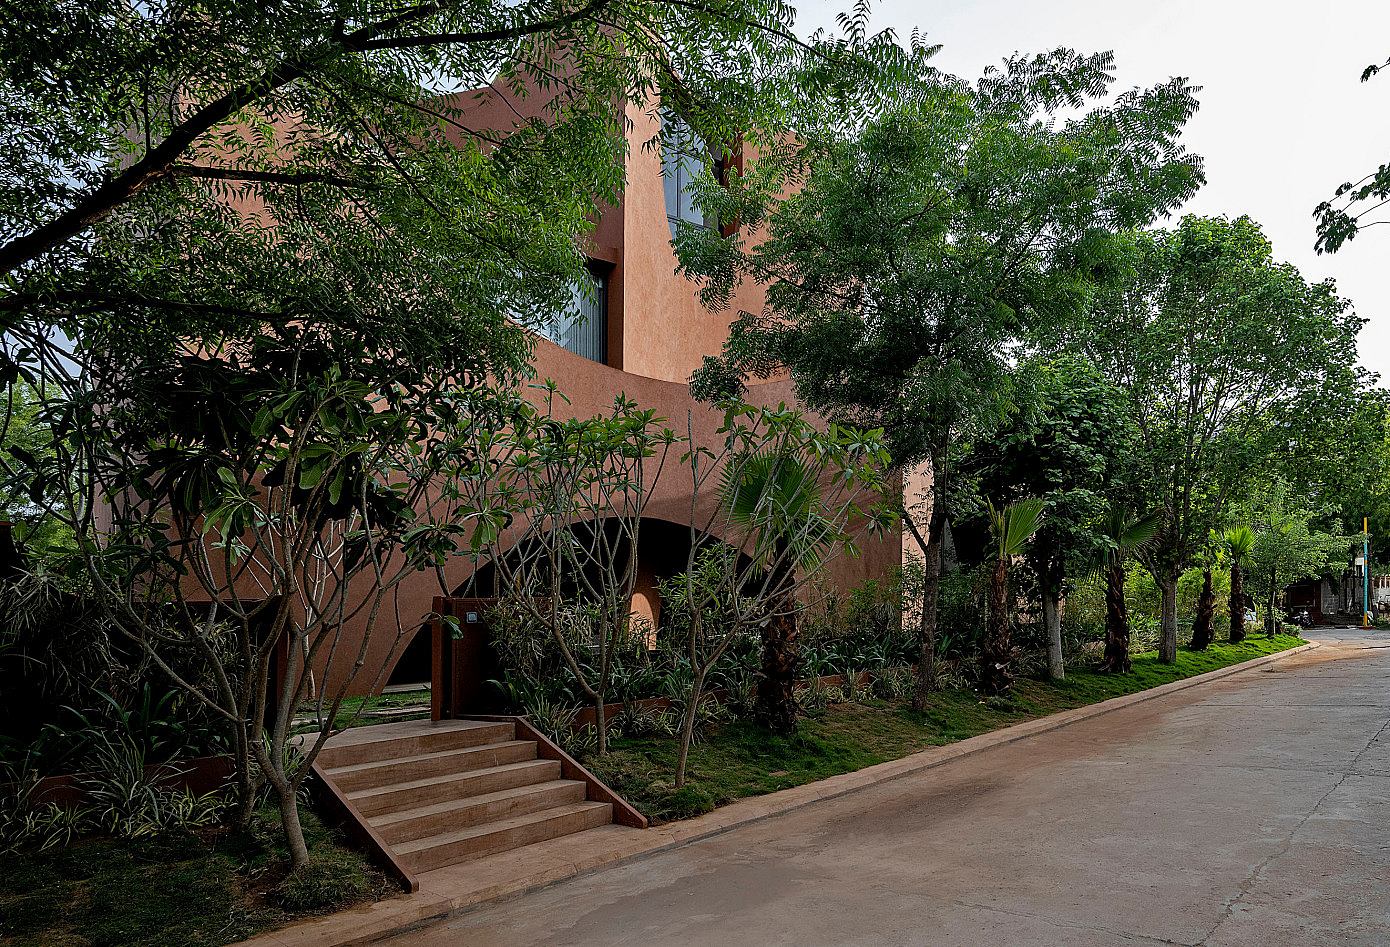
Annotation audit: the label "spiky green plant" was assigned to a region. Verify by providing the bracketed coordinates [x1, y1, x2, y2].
[1222, 525, 1256, 644]
[1097, 508, 1160, 673]
[719, 451, 835, 734]
[981, 498, 1044, 694]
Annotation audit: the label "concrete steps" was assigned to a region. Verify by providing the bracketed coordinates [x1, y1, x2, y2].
[317, 719, 614, 876]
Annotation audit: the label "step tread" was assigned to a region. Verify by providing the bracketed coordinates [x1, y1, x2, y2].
[321, 718, 508, 749]
[325, 739, 535, 776]
[343, 759, 559, 803]
[394, 802, 611, 856]
[368, 779, 587, 829]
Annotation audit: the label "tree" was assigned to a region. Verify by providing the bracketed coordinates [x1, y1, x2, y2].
[449, 386, 680, 756]
[686, 49, 1203, 707]
[982, 498, 1043, 694]
[1071, 215, 1363, 663]
[1223, 525, 1254, 644]
[1098, 509, 1158, 674]
[1315, 53, 1390, 253]
[965, 355, 1131, 681]
[663, 403, 889, 770]
[1245, 483, 1351, 634]
[1189, 545, 1217, 651]
[2, 0, 843, 869]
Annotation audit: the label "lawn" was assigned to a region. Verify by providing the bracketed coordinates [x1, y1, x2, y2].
[587, 634, 1305, 823]
[0, 807, 395, 947]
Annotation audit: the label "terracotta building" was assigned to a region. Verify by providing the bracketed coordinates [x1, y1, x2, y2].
[313, 89, 905, 696]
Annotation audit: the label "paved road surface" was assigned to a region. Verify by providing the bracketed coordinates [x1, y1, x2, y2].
[390, 630, 1390, 946]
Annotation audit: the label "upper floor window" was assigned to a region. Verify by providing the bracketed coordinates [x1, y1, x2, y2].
[663, 118, 717, 239]
[539, 266, 607, 364]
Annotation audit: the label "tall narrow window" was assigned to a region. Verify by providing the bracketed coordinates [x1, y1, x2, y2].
[663, 118, 714, 238]
[540, 267, 607, 364]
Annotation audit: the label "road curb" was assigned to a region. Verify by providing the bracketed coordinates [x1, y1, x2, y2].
[241, 638, 1319, 947]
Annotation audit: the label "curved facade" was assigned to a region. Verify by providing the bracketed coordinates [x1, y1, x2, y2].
[318, 89, 903, 696]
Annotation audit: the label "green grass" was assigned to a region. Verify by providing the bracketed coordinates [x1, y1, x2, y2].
[0, 807, 393, 947]
[294, 687, 431, 733]
[587, 634, 1305, 823]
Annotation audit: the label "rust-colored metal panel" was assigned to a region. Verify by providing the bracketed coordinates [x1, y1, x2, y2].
[432, 597, 502, 719]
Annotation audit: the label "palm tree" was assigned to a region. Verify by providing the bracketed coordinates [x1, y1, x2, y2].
[1098, 508, 1159, 674]
[1223, 525, 1255, 644]
[1190, 536, 1219, 650]
[981, 498, 1044, 694]
[721, 451, 834, 734]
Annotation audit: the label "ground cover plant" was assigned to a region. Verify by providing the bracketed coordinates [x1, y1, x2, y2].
[586, 634, 1305, 823]
[0, 806, 390, 947]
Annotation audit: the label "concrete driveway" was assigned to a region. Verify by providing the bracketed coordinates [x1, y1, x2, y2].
[388, 630, 1390, 946]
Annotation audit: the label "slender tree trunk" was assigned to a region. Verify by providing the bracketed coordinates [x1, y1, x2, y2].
[1191, 567, 1215, 650]
[1158, 568, 1179, 663]
[1229, 564, 1246, 643]
[1102, 564, 1131, 673]
[276, 778, 310, 871]
[594, 697, 607, 755]
[755, 543, 798, 735]
[231, 723, 258, 830]
[912, 489, 947, 710]
[674, 667, 707, 788]
[981, 556, 1012, 694]
[1267, 568, 1279, 636]
[1042, 557, 1064, 682]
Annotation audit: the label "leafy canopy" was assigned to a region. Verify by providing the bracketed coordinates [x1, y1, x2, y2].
[687, 48, 1204, 473]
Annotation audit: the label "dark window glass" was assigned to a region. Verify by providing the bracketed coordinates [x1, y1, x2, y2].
[540, 268, 607, 364]
[663, 118, 710, 238]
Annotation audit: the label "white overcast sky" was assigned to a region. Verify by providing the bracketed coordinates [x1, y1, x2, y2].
[799, 0, 1390, 378]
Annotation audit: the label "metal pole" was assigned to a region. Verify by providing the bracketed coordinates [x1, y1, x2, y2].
[1364, 517, 1372, 629]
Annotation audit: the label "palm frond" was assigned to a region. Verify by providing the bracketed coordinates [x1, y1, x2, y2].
[989, 497, 1045, 559]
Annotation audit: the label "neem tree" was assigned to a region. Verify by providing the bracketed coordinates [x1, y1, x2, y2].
[1316, 52, 1390, 252]
[1073, 216, 1363, 663]
[685, 48, 1202, 705]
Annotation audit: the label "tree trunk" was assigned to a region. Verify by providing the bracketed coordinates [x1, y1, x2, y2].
[674, 668, 707, 788]
[1042, 556, 1064, 682]
[1102, 564, 1131, 673]
[755, 607, 798, 734]
[1158, 569, 1179, 664]
[231, 723, 258, 830]
[755, 544, 799, 735]
[594, 696, 607, 755]
[1190, 567, 1215, 650]
[1229, 564, 1245, 643]
[1267, 569, 1279, 636]
[980, 556, 1012, 694]
[276, 778, 310, 871]
[911, 488, 947, 709]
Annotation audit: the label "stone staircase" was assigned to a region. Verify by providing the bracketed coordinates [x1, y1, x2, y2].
[316, 719, 613, 874]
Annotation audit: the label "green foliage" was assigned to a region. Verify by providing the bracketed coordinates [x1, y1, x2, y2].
[1073, 215, 1362, 581]
[988, 498, 1045, 560]
[689, 49, 1202, 473]
[272, 848, 372, 913]
[964, 355, 1133, 586]
[588, 633, 1303, 825]
[1316, 52, 1390, 252]
[1, 806, 385, 946]
[1243, 482, 1353, 614]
